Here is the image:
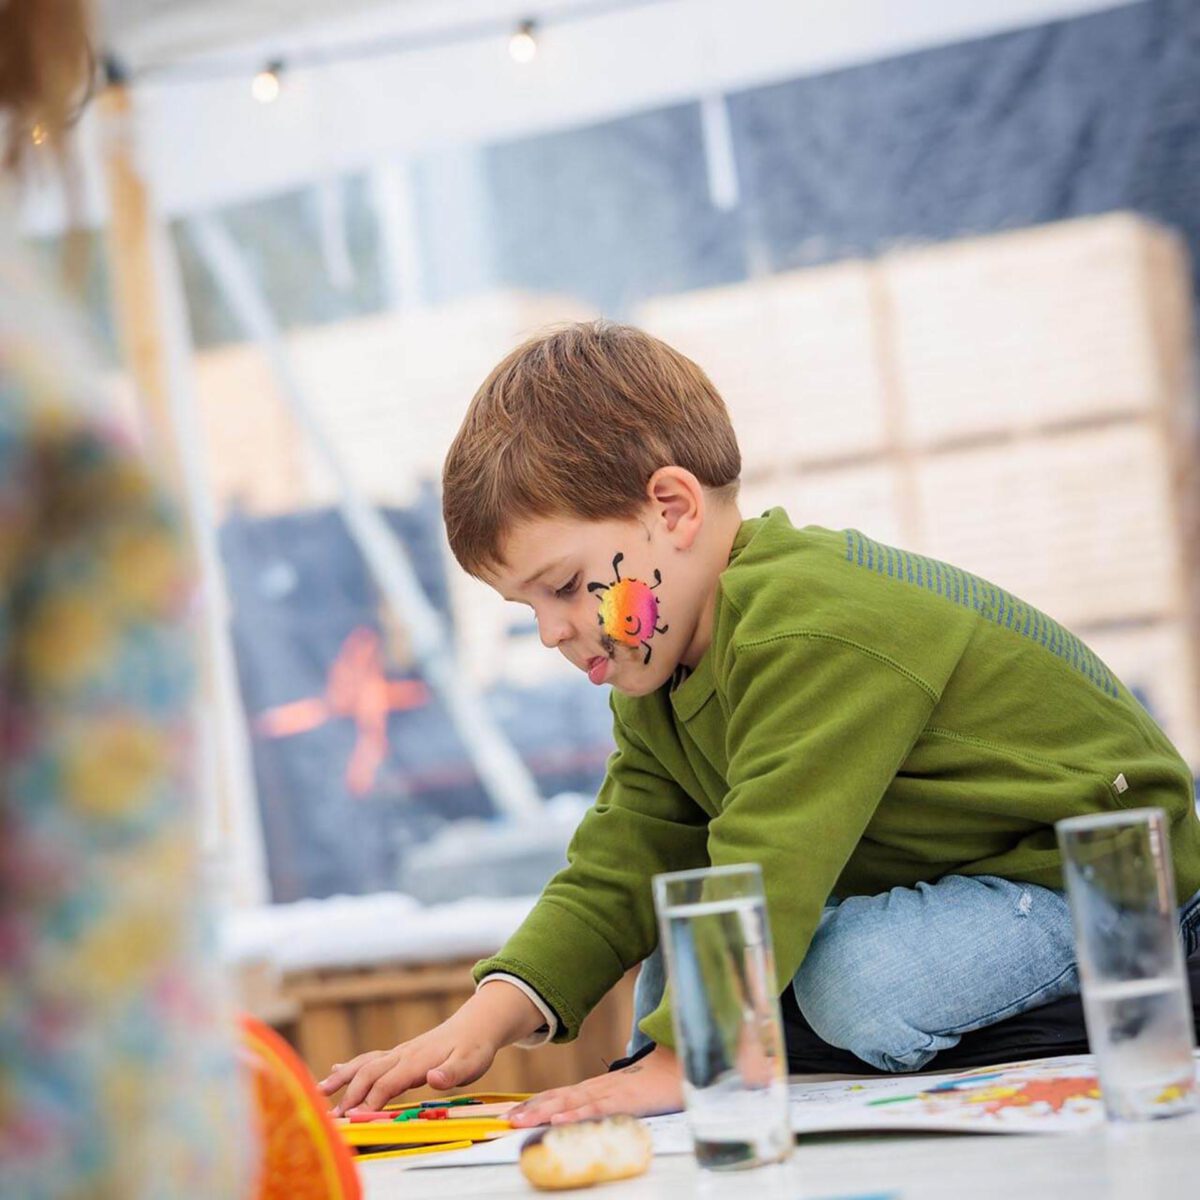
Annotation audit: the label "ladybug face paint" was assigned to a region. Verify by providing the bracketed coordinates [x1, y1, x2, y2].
[587, 553, 669, 665]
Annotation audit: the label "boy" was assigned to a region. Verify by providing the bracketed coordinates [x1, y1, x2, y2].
[320, 321, 1200, 1126]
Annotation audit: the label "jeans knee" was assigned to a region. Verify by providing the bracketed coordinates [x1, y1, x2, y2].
[794, 976, 939, 1071]
[794, 942, 868, 1031]
[793, 925, 939, 1071]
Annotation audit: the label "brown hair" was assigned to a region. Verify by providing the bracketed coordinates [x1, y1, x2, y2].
[0, 0, 94, 172]
[442, 320, 741, 576]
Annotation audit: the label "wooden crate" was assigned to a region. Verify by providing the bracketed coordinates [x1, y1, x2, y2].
[740, 462, 909, 549]
[637, 260, 888, 473]
[193, 346, 308, 513]
[883, 214, 1170, 446]
[912, 422, 1182, 630]
[290, 292, 595, 508]
[195, 290, 595, 513]
[282, 959, 636, 1098]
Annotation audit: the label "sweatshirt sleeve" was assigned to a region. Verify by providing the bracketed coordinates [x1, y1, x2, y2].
[637, 633, 937, 1047]
[472, 704, 711, 1043]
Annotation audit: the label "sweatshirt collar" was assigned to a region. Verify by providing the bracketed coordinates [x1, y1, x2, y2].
[670, 649, 714, 720]
[668, 511, 775, 720]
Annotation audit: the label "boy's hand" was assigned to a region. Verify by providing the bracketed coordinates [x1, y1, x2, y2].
[317, 1016, 497, 1115]
[316, 980, 543, 1114]
[507, 1045, 683, 1127]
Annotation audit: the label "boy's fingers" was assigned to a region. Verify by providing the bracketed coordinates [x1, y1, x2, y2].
[340, 1054, 399, 1114]
[319, 1050, 384, 1095]
[361, 1059, 430, 1112]
[508, 1086, 578, 1126]
[425, 1046, 489, 1093]
[550, 1101, 603, 1124]
[321, 1051, 391, 1099]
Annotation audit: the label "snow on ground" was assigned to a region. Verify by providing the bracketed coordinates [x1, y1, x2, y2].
[221, 891, 541, 974]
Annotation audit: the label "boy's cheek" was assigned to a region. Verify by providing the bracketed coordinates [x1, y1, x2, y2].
[609, 662, 675, 698]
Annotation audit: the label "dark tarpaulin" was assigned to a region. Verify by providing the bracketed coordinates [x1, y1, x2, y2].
[487, 0, 1200, 310]
[731, 0, 1200, 284]
[220, 490, 612, 902]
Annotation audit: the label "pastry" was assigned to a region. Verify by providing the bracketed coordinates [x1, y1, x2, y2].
[518, 1114, 653, 1190]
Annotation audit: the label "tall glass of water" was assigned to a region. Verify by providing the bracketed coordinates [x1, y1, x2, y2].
[652, 863, 792, 1169]
[1056, 808, 1197, 1120]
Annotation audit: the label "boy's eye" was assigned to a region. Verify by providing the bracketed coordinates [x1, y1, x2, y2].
[554, 573, 580, 599]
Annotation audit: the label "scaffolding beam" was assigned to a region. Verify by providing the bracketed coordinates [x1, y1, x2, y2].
[186, 212, 543, 822]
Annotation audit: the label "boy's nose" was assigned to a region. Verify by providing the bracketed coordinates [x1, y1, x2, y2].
[537, 613, 572, 649]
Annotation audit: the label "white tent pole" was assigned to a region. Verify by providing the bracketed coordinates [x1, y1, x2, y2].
[369, 159, 426, 310]
[152, 221, 272, 906]
[186, 212, 543, 821]
[98, 83, 270, 907]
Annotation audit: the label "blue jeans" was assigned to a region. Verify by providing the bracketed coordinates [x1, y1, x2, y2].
[630, 874, 1200, 1073]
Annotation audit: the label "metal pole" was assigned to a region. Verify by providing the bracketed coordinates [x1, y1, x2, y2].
[99, 83, 270, 905]
[186, 212, 542, 820]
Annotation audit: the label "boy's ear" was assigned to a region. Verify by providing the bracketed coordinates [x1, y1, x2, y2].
[645, 467, 704, 550]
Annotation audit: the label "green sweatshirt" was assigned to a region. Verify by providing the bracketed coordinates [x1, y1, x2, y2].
[474, 509, 1200, 1048]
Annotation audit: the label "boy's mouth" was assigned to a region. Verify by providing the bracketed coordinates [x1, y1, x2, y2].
[585, 634, 621, 685]
[586, 656, 610, 685]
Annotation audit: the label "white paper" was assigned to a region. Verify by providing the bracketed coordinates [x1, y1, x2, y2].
[386, 1051, 1200, 1170]
[391, 1110, 695, 1170]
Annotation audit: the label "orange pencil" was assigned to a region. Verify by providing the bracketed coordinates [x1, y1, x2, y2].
[446, 1102, 519, 1119]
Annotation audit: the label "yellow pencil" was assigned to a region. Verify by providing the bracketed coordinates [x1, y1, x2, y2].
[337, 1118, 514, 1147]
[355, 1140, 473, 1161]
[381, 1092, 531, 1111]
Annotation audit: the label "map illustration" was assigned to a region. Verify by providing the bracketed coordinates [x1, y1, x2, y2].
[785, 1052, 1199, 1135]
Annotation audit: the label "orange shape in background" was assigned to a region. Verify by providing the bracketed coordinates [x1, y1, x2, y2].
[241, 1015, 362, 1200]
[255, 627, 429, 796]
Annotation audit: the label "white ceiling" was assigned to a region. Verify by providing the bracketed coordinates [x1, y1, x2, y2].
[23, 0, 1141, 232]
[100, 0, 415, 71]
[98, 0, 600, 76]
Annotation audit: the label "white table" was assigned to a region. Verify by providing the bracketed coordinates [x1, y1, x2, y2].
[361, 1107, 1200, 1199]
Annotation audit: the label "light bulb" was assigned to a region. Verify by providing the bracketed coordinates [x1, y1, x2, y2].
[509, 20, 537, 64]
[251, 63, 283, 104]
[30, 122, 47, 146]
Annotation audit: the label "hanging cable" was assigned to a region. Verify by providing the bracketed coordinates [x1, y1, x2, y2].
[113, 0, 667, 86]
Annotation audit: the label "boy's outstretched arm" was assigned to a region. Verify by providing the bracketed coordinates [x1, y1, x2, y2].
[320, 708, 709, 1117]
[507, 1045, 683, 1126]
[317, 979, 545, 1113]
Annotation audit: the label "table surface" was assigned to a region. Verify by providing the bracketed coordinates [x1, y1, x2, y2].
[360, 1104, 1200, 1199]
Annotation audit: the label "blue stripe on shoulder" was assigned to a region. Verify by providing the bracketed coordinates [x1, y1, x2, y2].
[843, 531, 1118, 697]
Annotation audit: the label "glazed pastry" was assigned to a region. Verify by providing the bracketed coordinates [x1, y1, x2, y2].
[518, 1115, 653, 1190]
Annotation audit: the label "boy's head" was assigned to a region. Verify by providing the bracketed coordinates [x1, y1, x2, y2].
[442, 321, 742, 696]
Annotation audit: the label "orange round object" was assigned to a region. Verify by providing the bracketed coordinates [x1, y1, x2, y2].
[240, 1015, 362, 1200]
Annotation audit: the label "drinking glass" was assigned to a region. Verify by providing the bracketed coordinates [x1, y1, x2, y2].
[652, 863, 792, 1169]
[1056, 807, 1197, 1120]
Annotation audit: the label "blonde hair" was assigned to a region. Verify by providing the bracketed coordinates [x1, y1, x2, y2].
[442, 320, 741, 576]
[0, 0, 94, 172]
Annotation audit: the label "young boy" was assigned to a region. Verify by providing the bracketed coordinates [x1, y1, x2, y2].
[319, 321, 1200, 1126]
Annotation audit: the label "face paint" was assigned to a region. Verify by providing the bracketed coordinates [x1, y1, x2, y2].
[587, 553, 669, 666]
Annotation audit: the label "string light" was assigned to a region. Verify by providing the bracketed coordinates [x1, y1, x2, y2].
[126, 2, 672, 86]
[251, 60, 284, 103]
[508, 19, 538, 64]
[30, 122, 47, 146]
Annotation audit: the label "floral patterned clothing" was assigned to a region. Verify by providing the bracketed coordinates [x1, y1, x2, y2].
[0, 216, 251, 1197]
